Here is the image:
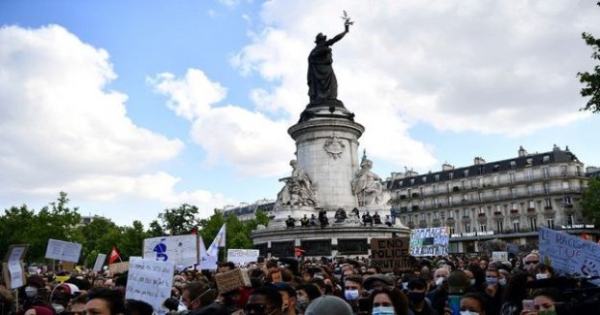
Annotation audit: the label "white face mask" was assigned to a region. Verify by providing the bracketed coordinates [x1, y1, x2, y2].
[469, 279, 476, 286]
[435, 277, 445, 286]
[372, 306, 395, 315]
[52, 303, 65, 314]
[25, 286, 38, 298]
[498, 278, 507, 286]
[536, 273, 550, 280]
[344, 289, 360, 301]
[460, 311, 479, 315]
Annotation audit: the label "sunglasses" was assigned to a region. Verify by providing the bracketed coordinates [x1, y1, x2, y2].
[525, 261, 539, 265]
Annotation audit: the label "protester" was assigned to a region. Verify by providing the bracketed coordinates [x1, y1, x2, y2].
[407, 278, 437, 315]
[369, 287, 409, 315]
[304, 296, 352, 315]
[85, 288, 126, 315]
[245, 286, 283, 315]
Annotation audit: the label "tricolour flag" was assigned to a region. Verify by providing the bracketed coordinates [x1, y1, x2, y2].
[108, 246, 122, 264]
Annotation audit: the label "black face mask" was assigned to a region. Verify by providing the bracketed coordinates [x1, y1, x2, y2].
[408, 291, 425, 304]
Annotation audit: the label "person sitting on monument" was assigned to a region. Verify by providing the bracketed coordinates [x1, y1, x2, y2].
[300, 214, 309, 227]
[385, 215, 393, 227]
[285, 215, 296, 228]
[318, 210, 329, 227]
[352, 208, 360, 219]
[362, 211, 373, 226]
[372, 211, 382, 225]
[310, 214, 318, 226]
[334, 208, 347, 223]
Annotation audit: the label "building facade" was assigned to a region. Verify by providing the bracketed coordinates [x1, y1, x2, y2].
[387, 145, 597, 253]
[222, 199, 275, 222]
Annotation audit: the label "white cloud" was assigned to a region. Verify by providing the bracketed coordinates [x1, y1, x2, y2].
[0, 25, 231, 220]
[232, 0, 600, 169]
[150, 69, 293, 177]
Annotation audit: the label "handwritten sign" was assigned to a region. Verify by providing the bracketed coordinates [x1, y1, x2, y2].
[45, 239, 82, 263]
[126, 257, 175, 314]
[539, 227, 600, 286]
[409, 227, 449, 257]
[143, 235, 197, 269]
[215, 268, 251, 294]
[370, 238, 414, 272]
[93, 254, 107, 272]
[198, 255, 218, 271]
[109, 262, 129, 275]
[491, 251, 508, 263]
[227, 249, 260, 266]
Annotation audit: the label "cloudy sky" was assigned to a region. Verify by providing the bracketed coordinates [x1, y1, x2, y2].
[1, 0, 599, 225]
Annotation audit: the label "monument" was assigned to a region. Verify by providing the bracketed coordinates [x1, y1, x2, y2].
[252, 13, 409, 258]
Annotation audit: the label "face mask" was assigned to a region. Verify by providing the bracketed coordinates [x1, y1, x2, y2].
[372, 306, 395, 315]
[498, 278, 507, 286]
[469, 279, 476, 286]
[435, 277, 445, 286]
[25, 286, 38, 298]
[402, 282, 408, 290]
[408, 292, 425, 304]
[536, 273, 550, 280]
[486, 277, 498, 285]
[460, 311, 479, 315]
[344, 289, 360, 301]
[52, 303, 65, 314]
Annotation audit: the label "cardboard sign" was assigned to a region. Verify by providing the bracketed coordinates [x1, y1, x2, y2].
[4, 245, 28, 262]
[2, 261, 25, 289]
[93, 254, 107, 272]
[491, 251, 509, 263]
[539, 227, 600, 286]
[227, 249, 260, 266]
[215, 268, 251, 293]
[126, 257, 175, 314]
[370, 238, 414, 272]
[45, 239, 82, 263]
[108, 262, 129, 274]
[60, 261, 75, 272]
[409, 228, 449, 257]
[143, 235, 198, 269]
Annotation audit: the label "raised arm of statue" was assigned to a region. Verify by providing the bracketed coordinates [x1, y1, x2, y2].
[326, 27, 348, 46]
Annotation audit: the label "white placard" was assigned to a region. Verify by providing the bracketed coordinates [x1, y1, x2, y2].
[492, 251, 508, 263]
[198, 255, 218, 271]
[143, 235, 197, 268]
[8, 246, 26, 263]
[7, 261, 24, 288]
[45, 239, 82, 263]
[125, 257, 175, 314]
[409, 227, 450, 257]
[227, 249, 260, 266]
[93, 254, 107, 272]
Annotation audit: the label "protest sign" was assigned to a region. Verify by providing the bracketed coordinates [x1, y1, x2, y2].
[60, 262, 75, 272]
[2, 261, 25, 289]
[198, 255, 218, 271]
[143, 235, 198, 269]
[491, 251, 508, 263]
[227, 249, 260, 266]
[126, 257, 175, 314]
[539, 227, 600, 286]
[109, 262, 129, 274]
[93, 254, 107, 272]
[45, 239, 82, 263]
[4, 245, 27, 263]
[370, 238, 415, 272]
[215, 268, 251, 294]
[409, 227, 450, 257]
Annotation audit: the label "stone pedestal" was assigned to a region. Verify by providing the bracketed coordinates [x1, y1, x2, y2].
[288, 106, 364, 211]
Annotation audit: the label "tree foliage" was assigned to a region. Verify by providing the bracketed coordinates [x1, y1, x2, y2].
[577, 2, 600, 113]
[155, 204, 199, 235]
[582, 177, 600, 226]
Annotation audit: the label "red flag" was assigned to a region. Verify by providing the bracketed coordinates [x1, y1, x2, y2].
[294, 247, 305, 257]
[108, 246, 122, 264]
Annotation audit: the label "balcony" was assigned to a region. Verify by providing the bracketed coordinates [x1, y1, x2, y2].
[527, 207, 536, 213]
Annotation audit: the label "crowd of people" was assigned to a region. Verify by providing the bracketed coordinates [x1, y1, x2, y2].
[1, 251, 598, 315]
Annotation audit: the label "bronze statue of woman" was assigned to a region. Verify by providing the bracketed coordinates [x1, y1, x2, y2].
[307, 16, 352, 105]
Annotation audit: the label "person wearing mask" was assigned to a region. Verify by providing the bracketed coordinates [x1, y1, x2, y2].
[463, 270, 476, 289]
[519, 288, 562, 315]
[407, 279, 437, 315]
[522, 254, 540, 275]
[245, 286, 283, 315]
[274, 283, 297, 315]
[85, 288, 126, 315]
[66, 294, 87, 315]
[181, 281, 223, 315]
[533, 265, 553, 281]
[295, 284, 321, 315]
[342, 275, 364, 312]
[428, 268, 450, 315]
[369, 287, 409, 315]
[304, 295, 353, 315]
[457, 292, 487, 315]
[483, 268, 503, 315]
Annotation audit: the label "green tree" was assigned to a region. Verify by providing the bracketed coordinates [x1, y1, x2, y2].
[155, 204, 199, 235]
[582, 177, 600, 226]
[119, 220, 148, 259]
[0, 205, 36, 261]
[577, 2, 600, 113]
[75, 217, 121, 266]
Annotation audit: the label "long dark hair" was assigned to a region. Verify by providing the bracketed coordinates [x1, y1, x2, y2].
[368, 287, 409, 315]
[503, 272, 529, 304]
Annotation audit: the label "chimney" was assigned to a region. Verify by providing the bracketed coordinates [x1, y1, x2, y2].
[518, 146, 527, 157]
[474, 157, 486, 165]
[442, 162, 454, 171]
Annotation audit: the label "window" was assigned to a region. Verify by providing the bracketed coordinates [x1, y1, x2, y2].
[509, 172, 516, 183]
[480, 224, 487, 232]
[561, 165, 568, 176]
[511, 187, 517, 198]
[546, 218, 554, 229]
[527, 169, 534, 180]
[449, 226, 455, 234]
[410, 178, 415, 185]
[543, 155, 550, 163]
[564, 196, 573, 205]
[496, 220, 504, 233]
[464, 223, 471, 233]
[435, 174, 440, 181]
[529, 216, 537, 230]
[562, 181, 569, 190]
[526, 158, 533, 166]
[527, 185, 533, 195]
[528, 200, 535, 209]
[543, 167, 550, 178]
[422, 176, 427, 183]
[544, 198, 551, 208]
[433, 184, 437, 193]
[513, 220, 520, 232]
[464, 169, 469, 177]
[510, 161, 517, 168]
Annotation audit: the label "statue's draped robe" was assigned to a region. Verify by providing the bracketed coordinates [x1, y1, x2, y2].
[308, 44, 337, 102]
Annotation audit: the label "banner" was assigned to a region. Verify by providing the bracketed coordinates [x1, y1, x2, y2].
[45, 239, 82, 262]
[126, 257, 175, 314]
[409, 227, 449, 257]
[539, 227, 600, 286]
[227, 249, 260, 266]
[491, 251, 508, 263]
[93, 254, 107, 272]
[370, 238, 415, 272]
[143, 235, 198, 269]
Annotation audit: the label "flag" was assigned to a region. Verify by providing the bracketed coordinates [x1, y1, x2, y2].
[295, 247, 305, 257]
[198, 236, 208, 262]
[207, 224, 226, 257]
[108, 246, 121, 264]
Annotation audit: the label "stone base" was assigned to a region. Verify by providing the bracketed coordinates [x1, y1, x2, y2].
[251, 224, 410, 258]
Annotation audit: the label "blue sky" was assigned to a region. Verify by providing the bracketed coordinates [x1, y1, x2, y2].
[1, 0, 599, 225]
